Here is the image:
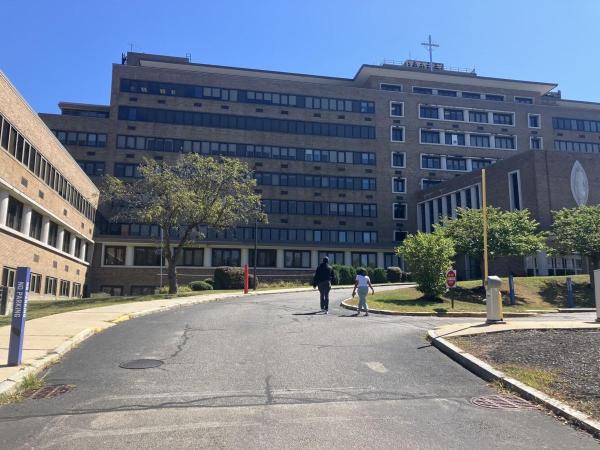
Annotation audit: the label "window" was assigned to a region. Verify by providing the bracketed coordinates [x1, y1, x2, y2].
[212, 248, 241, 266]
[419, 106, 439, 119]
[73, 283, 82, 298]
[470, 134, 490, 148]
[101, 286, 123, 296]
[391, 152, 405, 168]
[44, 277, 57, 295]
[468, 110, 488, 123]
[62, 230, 71, 253]
[134, 247, 161, 266]
[249, 249, 277, 267]
[515, 97, 533, 104]
[392, 177, 406, 193]
[48, 222, 58, 247]
[495, 136, 515, 150]
[553, 117, 600, 132]
[444, 133, 465, 146]
[438, 89, 457, 97]
[59, 280, 71, 297]
[78, 160, 105, 176]
[471, 159, 494, 170]
[508, 170, 522, 211]
[53, 130, 107, 147]
[413, 87, 433, 95]
[351, 252, 377, 268]
[176, 248, 204, 266]
[493, 113, 513, 125]
[318, 251, 345, 265]
[130, 286, 155, 296]
[380, 83, 402, 92]
[284, 250, 311, 268]
[485, 94, 504, 101]
[393, 231, 408, 243]
[420, 129, 440, 144]
[421, 179, 442, 190]
[528, 114, 540, 128]
[104, 246, 126, 265]
[114, 163, 141, 178]
[446, 157, 467, 171]
[444, 109, 464, 121]
[6, 197, 23, 230]
[27, 273, 41, 294]
[393, 203, 407, 220]
[390, 126, 404, 142]
[530, 136, 543, 150]
[462, 92, 481, 99]
[390, 102, 403, 117]
[29, 211, 43, 240]
[554, 140, 600, 154]
[1, 267, 16, 288]
[421, 155, 441, 169]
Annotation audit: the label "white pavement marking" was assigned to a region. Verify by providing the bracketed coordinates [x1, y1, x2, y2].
[365, 361, 388, 373]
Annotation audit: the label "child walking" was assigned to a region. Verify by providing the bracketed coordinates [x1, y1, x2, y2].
[352, 268, 375, 316]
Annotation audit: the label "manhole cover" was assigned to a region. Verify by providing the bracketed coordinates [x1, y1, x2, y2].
[26, 384, 74, 400]
[119, 359, 164, 369]
[471, 394, 535, 410]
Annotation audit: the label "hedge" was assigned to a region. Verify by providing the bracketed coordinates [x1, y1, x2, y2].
[213, 267, 258, 289]
[386, 267, 402, 283]
[189, 280, 213, 291]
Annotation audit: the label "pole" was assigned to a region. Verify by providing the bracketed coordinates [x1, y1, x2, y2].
[481, 169, 489, 283]
[566, 276, 574, 308]
[594, 269, 600, 322]
[509, 273, 516, 306]
[253, 220, 258, 291]
[159, 227, 164, 290]
[243, 264, 249, 294]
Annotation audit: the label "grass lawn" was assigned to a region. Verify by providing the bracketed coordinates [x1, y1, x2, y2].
[346, 275, 593, 313]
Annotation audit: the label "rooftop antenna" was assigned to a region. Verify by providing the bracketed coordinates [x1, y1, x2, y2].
[129, 43, 134, 52]
[421, 35, 439, 72]
[186, 52, 192, 62]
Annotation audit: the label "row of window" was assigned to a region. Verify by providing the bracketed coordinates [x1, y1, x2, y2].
[78, 160, 105, 176]
[419, 105, 515, 126]
[552, 117, 600, 133]
[418, 185, 481, 232]
[61, 108, 109, 118]
[52, 130, 107, 147]
[118, 106, 377, 140]
[413, 86, 506, 102]
[420, 128, 516, 150]
[554, 139, 600, 154]
[120, 78, 375, 113]
[3, 196, 87, 259]
[116, 134, 376, 165]
[0, 114, 96, 221]
[255, 172, 376, 191]
[420, 154, 496, 172]
[1, 267, 81, 297]
[262, 199, 377, 217]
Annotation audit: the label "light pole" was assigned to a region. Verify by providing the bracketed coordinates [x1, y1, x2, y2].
[253, 219, 258, 291]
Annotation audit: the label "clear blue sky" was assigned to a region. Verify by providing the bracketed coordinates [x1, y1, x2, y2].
[4, 0, 600, 113]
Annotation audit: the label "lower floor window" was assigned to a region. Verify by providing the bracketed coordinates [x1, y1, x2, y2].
[284, 250, 311, 268]
[1, 267, 16, 288]
[318, 251, 345, 265]
[29, 273, 42, 293]
[130, 286, 155, 296]
[60, 280, 71, 297]
[72, 282, 82, 298]
[212, 248, 241, 267]
[44, 277, 57, 295]
[249, 249, 277, 267]
[101, 285, 123, 296]
[351, 252, 377, 268]
[384, 253, 402, 269]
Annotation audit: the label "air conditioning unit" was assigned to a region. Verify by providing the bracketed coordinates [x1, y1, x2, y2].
[451, 134, 459, 145]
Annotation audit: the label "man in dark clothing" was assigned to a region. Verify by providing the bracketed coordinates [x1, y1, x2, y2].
[313, 257, 335, 313]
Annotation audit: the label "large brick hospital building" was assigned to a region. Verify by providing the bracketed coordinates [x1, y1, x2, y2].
[3, 52, 599, 296]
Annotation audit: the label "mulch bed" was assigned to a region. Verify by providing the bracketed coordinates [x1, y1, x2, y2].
[451, 329, 600, 418]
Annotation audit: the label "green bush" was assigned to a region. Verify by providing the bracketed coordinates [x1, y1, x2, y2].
[213, 267, 258, 289]
[402, 272, 413, 282]
[204, 278, 214, 287]
[386, 266, 402, 283]
[366, 267, 375, 279]
[396, 231, 455, 299]
[337, 265, 357, 285]
[371, 268, 387, 284]
[331, 265, 342, 285]
[189, 280, 213, 291]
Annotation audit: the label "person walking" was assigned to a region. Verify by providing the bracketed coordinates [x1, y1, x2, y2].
[312, 257, 335, 313]
[352, 268, 375, 316]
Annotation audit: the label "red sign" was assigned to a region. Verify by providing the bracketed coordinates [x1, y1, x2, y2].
[446, 269, 457, 288]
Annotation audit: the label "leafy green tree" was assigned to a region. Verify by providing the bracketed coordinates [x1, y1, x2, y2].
[441, 207, 547, 282]
[102, 154, 266, 294]
[395, 231, 456, 300]
[551, 205, 600, 288]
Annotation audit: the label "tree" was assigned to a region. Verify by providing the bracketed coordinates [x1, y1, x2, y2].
[441, 207, 547, 283]
[102, 154, 266, 294]
[395, 231, 456, 300]
[551, 205, 600, 289]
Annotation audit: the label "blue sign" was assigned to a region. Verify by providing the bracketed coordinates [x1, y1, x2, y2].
[7, 267, 31, 366]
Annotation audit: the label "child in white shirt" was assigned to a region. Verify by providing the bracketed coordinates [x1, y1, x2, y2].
[352, 268, 375, 316]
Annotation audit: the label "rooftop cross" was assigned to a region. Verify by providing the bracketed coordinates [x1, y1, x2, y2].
[420, 35, 439, 72]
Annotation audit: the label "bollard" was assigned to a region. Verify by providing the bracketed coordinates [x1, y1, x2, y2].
[595, 270, 600, 323]
[566, 276, 575, 308]
[508, 273, 516, 306]
[0, 286, 7, 315]
[243, 264, 249, 294]
[486, 275, 504, 324]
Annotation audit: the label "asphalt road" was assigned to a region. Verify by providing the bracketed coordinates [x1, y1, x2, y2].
[0, 288, 597, 449]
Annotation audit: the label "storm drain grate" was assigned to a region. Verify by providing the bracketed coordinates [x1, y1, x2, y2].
[471, 394, 535, 410]
[26, 384, 74, 400]
[119, 359, 164, 369]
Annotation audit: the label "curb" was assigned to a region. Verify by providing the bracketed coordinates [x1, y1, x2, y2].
[339, 299, 539, 317]
[427, 329, 600, 438]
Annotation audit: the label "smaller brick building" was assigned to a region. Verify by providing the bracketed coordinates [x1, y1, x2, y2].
[416, 149, 599, 279]
[0, 72, 98, 299]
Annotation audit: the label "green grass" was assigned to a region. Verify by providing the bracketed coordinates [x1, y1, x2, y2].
[346, 275, 593, 313]
[0, 373, 45, 406]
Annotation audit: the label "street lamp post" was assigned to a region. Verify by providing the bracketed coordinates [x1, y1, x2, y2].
[253, 219, 258, 291]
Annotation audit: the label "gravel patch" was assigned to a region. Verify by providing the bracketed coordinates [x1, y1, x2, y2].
[451, 329, 600, 418]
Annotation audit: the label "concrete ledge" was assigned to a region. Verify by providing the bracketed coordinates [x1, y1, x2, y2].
[340, 299, 538, 317]
[427, 328, 600, 438]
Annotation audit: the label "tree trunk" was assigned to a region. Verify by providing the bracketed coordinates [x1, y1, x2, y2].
[163, 233, 178, 295]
